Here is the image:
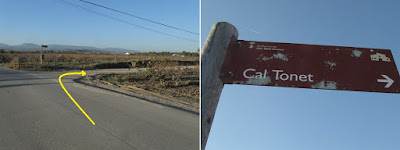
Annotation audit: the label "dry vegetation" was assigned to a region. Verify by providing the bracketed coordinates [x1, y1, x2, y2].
[92, 60, 199, 105]
[0, 52, 198, 71]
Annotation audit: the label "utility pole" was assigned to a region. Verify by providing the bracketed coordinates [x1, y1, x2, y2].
[201, 22, 238, 150]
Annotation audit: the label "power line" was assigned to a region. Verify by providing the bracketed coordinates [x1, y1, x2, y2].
[56, 0, 197, 42]
[79, 0, 199, 35]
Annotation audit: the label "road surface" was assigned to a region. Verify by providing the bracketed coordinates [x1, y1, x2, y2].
[0, 67, 199, 150]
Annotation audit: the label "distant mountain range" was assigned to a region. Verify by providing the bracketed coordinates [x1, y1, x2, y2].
[0, 43, 140, 53]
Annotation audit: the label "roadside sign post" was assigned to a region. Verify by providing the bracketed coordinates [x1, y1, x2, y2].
[40, 45, 48, 66]
[201, 22, 238, 150]
[202, 22, 400, 150]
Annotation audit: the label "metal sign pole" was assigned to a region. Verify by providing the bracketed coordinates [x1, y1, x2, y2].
[40, 46, 43, 66]
[201, 22, 238, 150]
[40, 45, 48, 66]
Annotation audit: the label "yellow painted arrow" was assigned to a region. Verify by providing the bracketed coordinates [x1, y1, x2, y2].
[59, 70, 95, 125]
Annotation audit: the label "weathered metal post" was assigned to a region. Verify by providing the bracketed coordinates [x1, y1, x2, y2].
[40, 46, 43, 66]
[201, 22, 238, 150]
[40, 44, 47, 66]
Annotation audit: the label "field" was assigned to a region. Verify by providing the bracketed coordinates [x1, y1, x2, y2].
[0, 52, 198, 71]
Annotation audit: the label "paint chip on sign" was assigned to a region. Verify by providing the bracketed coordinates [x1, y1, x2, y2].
[259, 52, 288, 61]
[311, 80, 337, 89]
[325, 61, 336, 70]
[352, 50, 362, 58]
[325, 61, 336, 67]
[246, 77, 271, 85]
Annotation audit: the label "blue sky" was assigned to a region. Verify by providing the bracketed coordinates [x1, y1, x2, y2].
[202, 0, 400, 150]
[0, 0, 199, 52]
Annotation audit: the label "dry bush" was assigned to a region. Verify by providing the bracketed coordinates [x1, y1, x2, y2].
[1, 52, 198, 70]
[2, 53, 197, 64]
[139, 59, 198, 88]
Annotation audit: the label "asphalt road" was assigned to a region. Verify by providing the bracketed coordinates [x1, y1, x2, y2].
[0, 67, 199, 150]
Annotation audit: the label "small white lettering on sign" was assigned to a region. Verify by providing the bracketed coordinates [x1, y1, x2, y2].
[243, 68, 314, 82]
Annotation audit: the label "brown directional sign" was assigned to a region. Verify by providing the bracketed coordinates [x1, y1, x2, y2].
[220, 40, 400, 93]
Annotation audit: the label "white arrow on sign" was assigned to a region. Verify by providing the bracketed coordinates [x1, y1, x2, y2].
[377, 74, 394, 88]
